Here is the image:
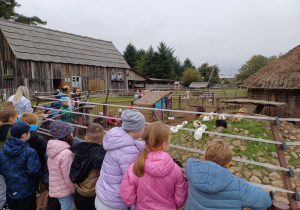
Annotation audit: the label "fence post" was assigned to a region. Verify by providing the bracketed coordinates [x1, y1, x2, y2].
[201, 98, 205, 107]
[103, 105, 107, 128]
[216, 98, 220, 113]
[270, 118, 298, 210]
[179, 95, 181, 110]
[212, 93, 215, 106]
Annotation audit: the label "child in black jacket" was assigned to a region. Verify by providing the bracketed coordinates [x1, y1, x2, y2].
[69, 123, 106, 210]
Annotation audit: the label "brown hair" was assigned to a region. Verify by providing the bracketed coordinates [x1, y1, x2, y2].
[1, 101, 14, 110]
[108, 110, 114, 116]
[86, 123, 104, 143]
[0, 108, 18, 123]
[60, 133, 73, 146]
[205, 139, 232, 167]
[133, 121, 171, 177]
[76, 127, 86, 140]
[20, 112, 38, 125]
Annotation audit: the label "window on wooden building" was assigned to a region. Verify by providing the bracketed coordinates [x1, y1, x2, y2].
[3, 61, 13, 77]
[111, 72, 116, 80]
[118, 72, 123, 80]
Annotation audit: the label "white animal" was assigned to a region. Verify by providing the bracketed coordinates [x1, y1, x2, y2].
[170, 126, 178, 133]
[209, 112, 214, 120]
[194, 125, 208, 140]
[203, 116, 210, 121]
[219, 114, 226, 120]
[176, 124, 183, 129]
[193, 120, 202, 128]
[182, 121, 188, 126]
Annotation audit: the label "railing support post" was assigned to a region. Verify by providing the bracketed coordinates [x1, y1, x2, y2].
[270, 117, 298, 210]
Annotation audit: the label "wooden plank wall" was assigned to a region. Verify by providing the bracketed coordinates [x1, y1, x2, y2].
[248, 89, 300, 125]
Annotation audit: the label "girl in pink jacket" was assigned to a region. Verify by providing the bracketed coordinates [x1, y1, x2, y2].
[120, 121, 188, 210]
[47, 121, 75, 210]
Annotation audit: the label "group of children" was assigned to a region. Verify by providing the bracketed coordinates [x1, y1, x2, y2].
[0, 103, 273, 210]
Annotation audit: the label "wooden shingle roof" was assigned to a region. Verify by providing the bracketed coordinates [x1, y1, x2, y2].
[189, 82, 209, 89]
[0, 19, 130, 69]
[133, 91, 171, 106]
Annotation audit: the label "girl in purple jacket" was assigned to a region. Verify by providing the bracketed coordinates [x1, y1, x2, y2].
[95, 109, 145, 210]
[120, 121, 188, 210]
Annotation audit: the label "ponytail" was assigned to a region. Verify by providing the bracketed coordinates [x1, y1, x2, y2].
[133, 147, 148, 177]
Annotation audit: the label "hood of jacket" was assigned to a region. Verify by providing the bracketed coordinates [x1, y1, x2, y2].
[0, 124, 11, 142]
[47, 139, 70, 159]
[103, 127, 144, 151]
[187, 159, 233, 193]
[144, 151, 175, 178]
[70, 142, 106, 183]
[3, 137, 29, 157]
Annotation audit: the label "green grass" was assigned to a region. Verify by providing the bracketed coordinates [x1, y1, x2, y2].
[168, 117, 298, 172]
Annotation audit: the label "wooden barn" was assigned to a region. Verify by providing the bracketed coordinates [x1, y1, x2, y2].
[241, 44, 300, 124]
[0, 19, 145, 98]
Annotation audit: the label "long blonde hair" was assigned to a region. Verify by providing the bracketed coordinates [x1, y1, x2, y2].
[133, 121, 171, 177]
[13, 86, 30, 103]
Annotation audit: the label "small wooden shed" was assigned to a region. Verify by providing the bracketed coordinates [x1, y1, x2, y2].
[189, 82, 209, 89]
[241, 44, 300, 124]
[133, 91, 171, 122]
[0, 19, 132, 97]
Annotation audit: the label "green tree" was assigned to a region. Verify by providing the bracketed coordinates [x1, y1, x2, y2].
[182, 67, 201, 85]
[182, 58, 195, 70]
[173, 58, 184, 80]
[123, 43, 137, 69]
[0, 0, 47, 25]
[236, 55, 277, 81]
[135, 46, 156, 77]
[198, 63, 220, 83]
[154, 42, 176, 79]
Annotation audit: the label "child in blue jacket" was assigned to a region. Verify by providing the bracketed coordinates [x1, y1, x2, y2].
[0, 122, 41, 210]
[185, 139, 272, 210]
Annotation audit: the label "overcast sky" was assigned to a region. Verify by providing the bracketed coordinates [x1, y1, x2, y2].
[16, 0, 300, 75]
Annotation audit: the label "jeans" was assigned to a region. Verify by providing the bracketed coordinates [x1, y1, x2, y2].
[58, 194, 74, 210]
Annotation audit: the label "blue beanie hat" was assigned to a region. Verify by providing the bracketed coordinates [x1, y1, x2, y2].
[121, 109, 145, 132]
[43, 105, 51, 113]
[11, 122, 30, 138]
[49, 121, 73, 139]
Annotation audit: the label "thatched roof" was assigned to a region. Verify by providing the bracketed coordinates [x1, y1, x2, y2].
[241, 45, 300, 89]
[189, 82, 209, 89]
[0, 19, 129, 69]
[133, 91, 171, 106]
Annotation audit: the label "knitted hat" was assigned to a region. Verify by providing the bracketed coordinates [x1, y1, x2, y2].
[61, 97, 68, 101]
[121, 109, 145, 132]
[49, 121, 73, 139]
[43, 105, 51, 113]
[118, 108, 122, 113]
[11, 122, 30, 138]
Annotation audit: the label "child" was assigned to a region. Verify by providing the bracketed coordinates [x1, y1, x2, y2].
[184, 139, 272, 209]
[115, 108, 122, 119]
[0, 108, 18, 147]
[95, 109, 145, 210]
[1, 101, 14, 110]
[47, 121, 75, 210]
[120, 121, 188, 209]
[61, 97, 73, 123]
[70, 123, 106, 210]
[0, 121, 41, 210]
[107, 110, 118, 126]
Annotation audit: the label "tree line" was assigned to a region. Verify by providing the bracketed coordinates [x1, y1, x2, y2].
[123, 42, 282, 85]
[123, 42, 220, 85]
